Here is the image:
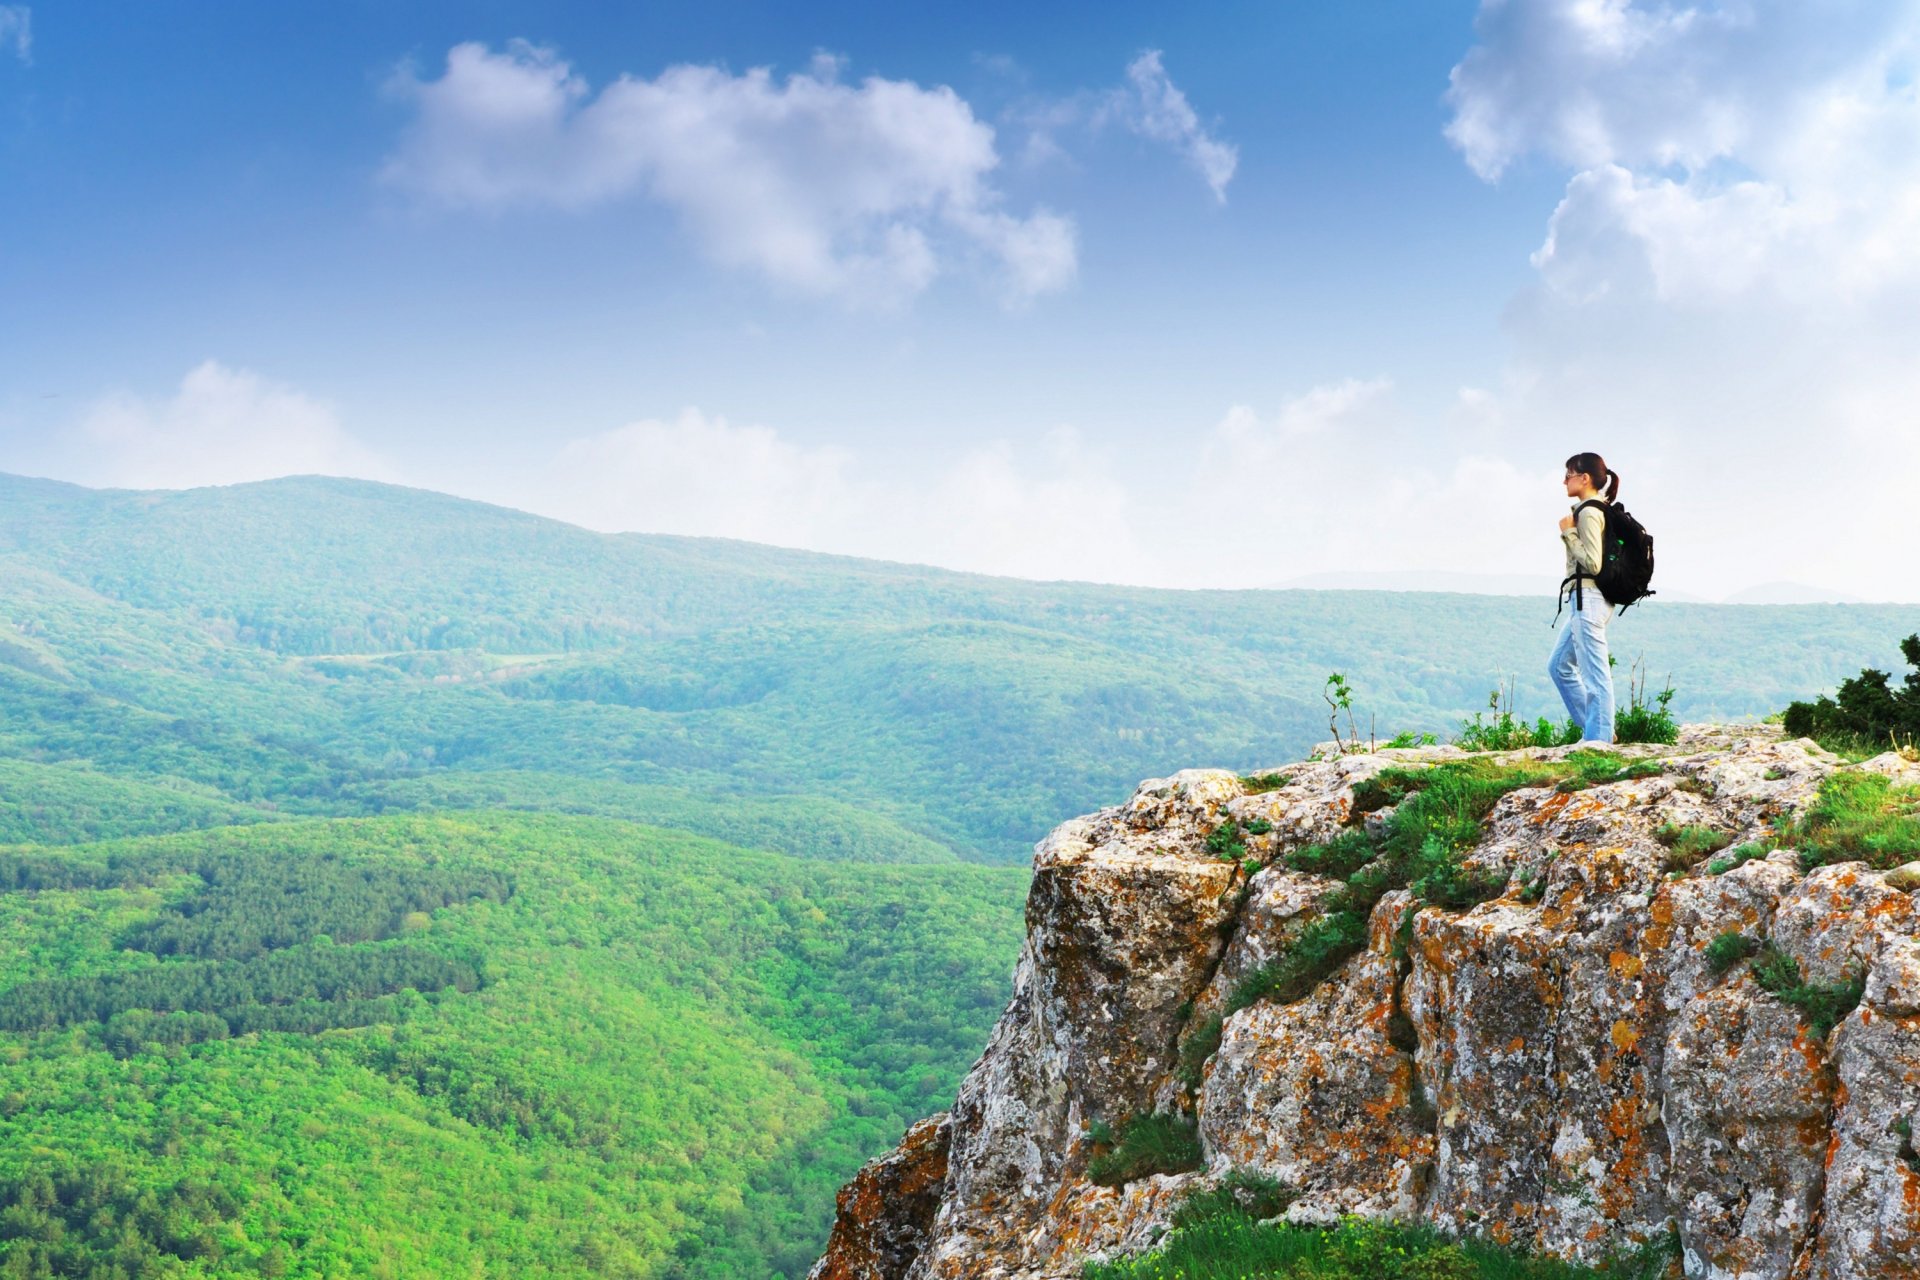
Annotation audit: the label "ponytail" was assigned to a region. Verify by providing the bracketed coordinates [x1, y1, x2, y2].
[1566, 451, 1618, 501]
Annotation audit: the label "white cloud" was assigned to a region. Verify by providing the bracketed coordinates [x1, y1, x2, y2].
[1448, 0, 1920, 303]
[525, 411, 1143, 583]
[382, 42, 1075, 306]
[63, 361, 393, 490]
[1109, 51, 1238, 201]
[543, 409, 853, 546]
[1432, 1, 1920, 602]
[0, 6, 29, 64]
[1007, 50, 1239, 201]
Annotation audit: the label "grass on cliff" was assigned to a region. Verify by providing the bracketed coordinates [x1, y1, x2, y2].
[1082, 1196, 1681, 1280]
[1175, 751, 1674, 1088]
[1788, 770, 1920, 870]
[1750, 945, 1866, 1038]
[1086, 1113, 1205, 1187]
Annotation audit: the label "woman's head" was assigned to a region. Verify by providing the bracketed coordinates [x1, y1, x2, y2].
[1564, 452, 1619, 501]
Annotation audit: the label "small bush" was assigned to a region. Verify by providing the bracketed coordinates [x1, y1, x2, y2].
[1455, 681, 1581, 753]
[1285, 830, 1378, 880]
[1554, 750, 1665, 793]
[1782, 633, 1920, 753]
[1175, 1014, 1223, 1092]
[1242, 772, 1292, 793]
[1169, 1169, 1295, 1230]
[1206, 820, 1250, 862]
[1225, 912, 1369, 1014]
[1704, 842, 1770, 876]
[1408, 835, 1509, 910]
[1655, 823, 1732, 871]
[1788, 770, 1920, 870]
[1705, 931, 1758, 975]
[1750, 945, 1865, 1038]
[1081, 1211, 1670, 1280]
[1384, 731, 1439, 749]
[1085, 1112, 1204, 1187]
[1612, 658, 1680, 746]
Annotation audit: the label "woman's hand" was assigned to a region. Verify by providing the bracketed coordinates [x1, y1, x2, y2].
[1558, 514, 1575, 532]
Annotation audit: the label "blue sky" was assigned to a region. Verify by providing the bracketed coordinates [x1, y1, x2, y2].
[3, 2, 1917, 601]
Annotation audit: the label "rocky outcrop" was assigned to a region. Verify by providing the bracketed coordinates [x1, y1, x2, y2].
[811, 728, 1920, 1280]
[809, 1115, 953, 1280]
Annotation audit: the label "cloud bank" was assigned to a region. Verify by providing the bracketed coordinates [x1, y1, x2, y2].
[58, 361, 394, 491]
[382, 42, 1076, 306]
[1443, 0, 1920, 597]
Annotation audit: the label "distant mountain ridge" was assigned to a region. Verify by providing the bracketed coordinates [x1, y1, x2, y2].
[0, 470, 1911, 863]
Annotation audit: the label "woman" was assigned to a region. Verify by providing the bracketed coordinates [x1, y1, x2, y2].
[1551, 452, 1617, 745]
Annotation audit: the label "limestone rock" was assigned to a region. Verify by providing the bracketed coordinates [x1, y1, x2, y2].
[812, 726, 1920, 1280]
[808, 1114, 952, 1280]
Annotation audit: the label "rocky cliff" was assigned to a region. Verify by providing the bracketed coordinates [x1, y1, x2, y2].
[808, 727, 1920, 1280]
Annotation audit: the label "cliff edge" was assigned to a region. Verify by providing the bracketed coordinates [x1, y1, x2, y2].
[808, 726, 1920, 1280]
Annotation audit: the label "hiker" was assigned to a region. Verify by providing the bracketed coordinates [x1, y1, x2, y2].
[1551, 452, 1617, 745]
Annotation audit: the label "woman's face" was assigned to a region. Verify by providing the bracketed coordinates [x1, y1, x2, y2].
[1564, 468, 1593, 497]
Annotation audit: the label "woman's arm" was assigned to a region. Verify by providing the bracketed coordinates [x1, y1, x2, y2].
[1563, 505, 1605, 575]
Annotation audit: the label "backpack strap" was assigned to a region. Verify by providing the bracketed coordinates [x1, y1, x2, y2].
[1553, 499, 1606, 624]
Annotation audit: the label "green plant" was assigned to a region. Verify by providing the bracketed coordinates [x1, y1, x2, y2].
[1085, 1112, 1204, 1187]
[1224, 912, 1370, 1013]
[1782, 633, 1920, 753]
[1454, 679, 1581, 753]
[1552, 751, 1665, 792]
[1384, 731, 1439, 748]
[1750, 945, 1865, 1038]
[1285, 830, 1379, 880]
[1207, 819, 1250, 862]
[1654, 823, 1733, 871]
[1325, 673, 1373, 754]
[1169, 1169, 1295, 1230]
[1787, 770, 1920, 870]
[1175, 1013, 1224, 1091]
[1081, 1210, 1671, 1280]
[1242, 772, 1292, 793]
[1894, 1117, 1920, 1174]
[1614, 659, 1680, 746]
[1704, 841, 1770, 876]
[1705, 931, 1758, 975]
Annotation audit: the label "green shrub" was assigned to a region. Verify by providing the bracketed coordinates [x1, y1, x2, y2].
[1782, 633, 1920, 753]
[1553, 750, 1665, 793]
[1788, 770, 1920, 870]
[1606, 658, 1680, 746]
[1408, 834, 1509, 910]
[1750, 945, 1865, 1038]
[1224, 912, 1369, 1014]
[1169, 1169, 1294, 1230]
[1704, 842, 1770, 876]
[1705, 931, 1758, 975]
[1454, 682, 1581, 753]
[1085, 1112, 1204, 1187]
[1081, 1210, 1675, 1280]
[1242, 772, 1292, 793]
[1206, 819, 1250, 862]
[1175, 1014, 1223, 1091]
[1384, 731, 1439, 749]
[1655, 823, 1732, 871]
[1285, 830, 1379, 880]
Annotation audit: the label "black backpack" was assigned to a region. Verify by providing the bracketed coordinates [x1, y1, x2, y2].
[1561, 498, 1656, 614]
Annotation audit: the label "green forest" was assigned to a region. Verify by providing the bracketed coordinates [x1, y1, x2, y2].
[0, 471, 1912, 1276]
[0, 816, 1027, 1277]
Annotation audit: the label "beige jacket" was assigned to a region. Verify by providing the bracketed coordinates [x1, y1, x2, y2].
[1559, 496, 1608, 606]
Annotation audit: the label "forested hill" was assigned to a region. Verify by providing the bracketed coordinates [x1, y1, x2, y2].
[0, 470, 1911, 863]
